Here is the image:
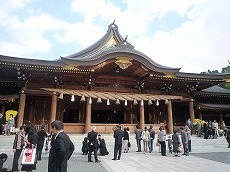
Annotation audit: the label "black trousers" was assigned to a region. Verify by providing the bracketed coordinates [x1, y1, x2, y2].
[226, 137, 230, 147]
[0, 125, 3, 135]
[37, 142, 44, 160]
[88, 145, 98, 162]
[188, 140, 191, 152]
[159, 141, 166, 156]
[12, 149, 22, 171]
[114, 144, 122, 160]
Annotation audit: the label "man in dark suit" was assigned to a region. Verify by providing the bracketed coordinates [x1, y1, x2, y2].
[48, 120, 75, 172]
[112, 125, 124, 160]
[0, 113, 5, 135]
[87, 126, 101, 163]
[37, 125, 48, 160]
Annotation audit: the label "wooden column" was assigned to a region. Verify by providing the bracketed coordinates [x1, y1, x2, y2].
[198, 110, 202, 120]
[167, 100, 173, 134]
[1, 104, 5, 115]
[28, 102, 34, 123]
[17, 90, 26, 128]
[220, 113, 223, 128]
[139, 102, 145, 131]
[49, 92, 57, 131]
[189, 99, 195, 124]
[85, 98, 91, 134]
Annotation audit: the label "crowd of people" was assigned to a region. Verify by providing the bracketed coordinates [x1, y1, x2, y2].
[1, 115, 230, 172]
[0, 120, 75, 172]
[0, 113, 15, 136]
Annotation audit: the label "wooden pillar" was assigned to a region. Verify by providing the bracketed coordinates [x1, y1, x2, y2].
[139, 102, 145, 131]
[167, 100, 173, 134]
[220, 113, 223, 128]
[49, 92, 57, 131]
[198, 110, 202, 120]
[28, 102, 34, 123]
[1, 104, 5, 115]
[85, 98, 91, 134]
[189, 99, 195, 124]
[17, 90, 26, 128]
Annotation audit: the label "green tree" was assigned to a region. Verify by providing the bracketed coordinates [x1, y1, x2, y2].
[200, 61, 230, 89]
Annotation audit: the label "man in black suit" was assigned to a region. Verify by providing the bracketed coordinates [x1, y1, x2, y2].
[0, 113, 5, 135]
[87, 126, 101, 163]
[48, 120, 75, 172]
[112, 125, 124, 160]
[37, 125, 48, 160]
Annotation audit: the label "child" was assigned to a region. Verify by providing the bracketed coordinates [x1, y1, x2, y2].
[82, 137, 88, 155]
[167, 135, 173, 153]
[45, 134, 51, 154]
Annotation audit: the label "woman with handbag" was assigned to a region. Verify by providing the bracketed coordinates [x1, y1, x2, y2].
[142, 127, 150, 154]
[21, 123, 38, 172]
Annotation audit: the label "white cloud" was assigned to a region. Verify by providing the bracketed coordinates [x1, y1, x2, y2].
[133, 0, 230, 73]
[0, 0, 230, 73]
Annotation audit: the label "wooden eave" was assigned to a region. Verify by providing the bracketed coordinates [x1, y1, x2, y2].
[198, 103, 230, 111]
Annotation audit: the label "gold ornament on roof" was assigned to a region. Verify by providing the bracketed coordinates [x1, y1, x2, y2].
[115, 57, 132, 70]
[163, 73, 176, 78]
[105, 36, 118, 47]
[62, 64, 79, 70]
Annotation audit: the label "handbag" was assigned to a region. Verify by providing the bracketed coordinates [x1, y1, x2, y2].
[22, 148, 37, 165]
[141, 132, 146, 140]
[10, 126, 15, 133]
[177, 144, 183, 153]
[128, 141, 131, 148]
[156, 141, 160, 146]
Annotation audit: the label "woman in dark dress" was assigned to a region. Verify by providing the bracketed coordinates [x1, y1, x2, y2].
[82, 137, 88, 155]
[172, 130, 180, 157]
[21, 123, 38, 172]
[99, 138, 109, 156]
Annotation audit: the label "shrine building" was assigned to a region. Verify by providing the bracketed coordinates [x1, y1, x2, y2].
[1, 22, 230, 133]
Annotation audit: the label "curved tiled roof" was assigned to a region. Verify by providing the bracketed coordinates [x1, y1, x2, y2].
[61, 22, 181, 73]
[200, 85, 230, 94]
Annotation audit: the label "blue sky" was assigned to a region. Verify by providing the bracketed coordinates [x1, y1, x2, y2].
[0, 0, 230, 73]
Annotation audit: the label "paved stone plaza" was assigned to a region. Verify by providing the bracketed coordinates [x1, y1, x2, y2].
[1, 134, 230, 172]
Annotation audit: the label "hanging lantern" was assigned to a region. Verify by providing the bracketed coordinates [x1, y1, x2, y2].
[148, 99, 153, 105]
[80, 95, 86, 102]
[89, 97, 92, 104]
[107, 99, 110, 106]
[71, 95, 75, 102]
[58, 93, 63, 99]
[97, 97, 102, 103]
[133, 99, 138, 105]
[124, 100, 128, 106]
[116, 99, 120, 105]
[156, 100, 159, 106]
[165, 99, 169, 104]
[141, 100, 144, 106]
